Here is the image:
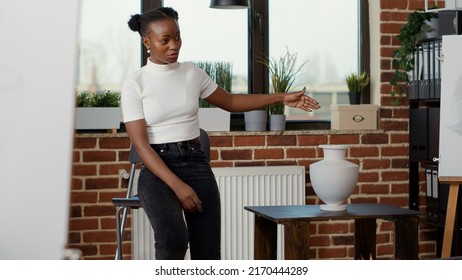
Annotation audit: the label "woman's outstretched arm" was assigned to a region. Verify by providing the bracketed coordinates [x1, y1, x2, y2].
[204, 86, 320, 113]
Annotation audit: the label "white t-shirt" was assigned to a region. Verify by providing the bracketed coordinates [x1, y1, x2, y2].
[121, 60, 218, 144]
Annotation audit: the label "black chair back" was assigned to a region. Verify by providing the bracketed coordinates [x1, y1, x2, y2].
[199, 128, 210, 162]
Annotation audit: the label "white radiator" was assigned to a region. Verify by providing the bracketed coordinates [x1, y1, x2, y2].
[132, 166, 306, 260]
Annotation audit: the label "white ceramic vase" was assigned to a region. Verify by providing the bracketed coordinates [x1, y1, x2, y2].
[309, 145, 359, 211]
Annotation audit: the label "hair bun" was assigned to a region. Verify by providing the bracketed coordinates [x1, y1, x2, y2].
[127, 14, 141, 32]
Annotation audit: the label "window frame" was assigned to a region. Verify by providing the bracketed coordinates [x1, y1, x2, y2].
[143, 0, 370, 129]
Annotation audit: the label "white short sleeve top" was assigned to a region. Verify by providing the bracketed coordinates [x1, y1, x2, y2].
[121, 60, 218, 144]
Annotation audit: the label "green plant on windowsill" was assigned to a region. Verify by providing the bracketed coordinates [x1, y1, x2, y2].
[390, 9, 438, 105]
[259, 48, 308, 115]
[346, 71, 369, 92]
[75, 90, 121, 131]
[345, 71, 369, 104]
[76, 90, 121, 107]
[193, 61, 232, 107]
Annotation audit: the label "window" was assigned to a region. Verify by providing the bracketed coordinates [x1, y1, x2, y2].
[163, 0, 249, 93]
[77, 0, 141, 94]
[147, 0, 368, 126]
[268, 0, 360, 121]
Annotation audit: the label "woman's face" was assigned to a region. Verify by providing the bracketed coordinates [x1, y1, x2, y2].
[142, 18, 182, 64]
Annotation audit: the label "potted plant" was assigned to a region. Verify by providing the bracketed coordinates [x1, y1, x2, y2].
[75, 90, 121, 132]
[345, 71, 370, 105]
[259, 48, 307, 131]
[390, 9, 438, 105]
[194, 61, 232, 132]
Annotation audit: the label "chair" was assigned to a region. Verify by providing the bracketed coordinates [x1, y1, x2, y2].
[112, 129, 210, 260]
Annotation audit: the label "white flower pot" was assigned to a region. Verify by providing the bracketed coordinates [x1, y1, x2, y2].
[75, 107, 121, 130]
[309, 145, 359, 211]
[269, 114, 286, 131]
[244, 110, 267, 131]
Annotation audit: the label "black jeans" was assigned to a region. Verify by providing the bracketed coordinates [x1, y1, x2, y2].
[137, 140, 221, 260]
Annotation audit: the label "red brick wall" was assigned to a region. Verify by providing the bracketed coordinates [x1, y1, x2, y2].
[69, 135, 132, 258]
[69, 130, 436, 260]
[68, 0, 443, 259]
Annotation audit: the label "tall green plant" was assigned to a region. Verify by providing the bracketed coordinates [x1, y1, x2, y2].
[194, 61, 233, 108]
[259, 48, 308, 115]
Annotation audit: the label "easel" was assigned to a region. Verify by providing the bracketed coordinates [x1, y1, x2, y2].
[439, 176, 462, 258]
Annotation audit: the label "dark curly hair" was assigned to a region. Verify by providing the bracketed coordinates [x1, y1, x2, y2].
[127, 7, 179, 37]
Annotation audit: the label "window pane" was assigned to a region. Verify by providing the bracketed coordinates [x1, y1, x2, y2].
[269, 0, 359, 120]
[164, 0, 248, 93]
[77, 0, 141, 93]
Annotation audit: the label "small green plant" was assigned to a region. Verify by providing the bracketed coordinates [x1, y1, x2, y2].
[345, 71, 369, 93]
[259, 48, 308, 115]
[76, 90, 121, 107]
[390, 9, 438, 104]
[193, 61, 233, 108]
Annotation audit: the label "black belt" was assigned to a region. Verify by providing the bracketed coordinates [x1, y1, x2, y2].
[150, 137, 200, 151]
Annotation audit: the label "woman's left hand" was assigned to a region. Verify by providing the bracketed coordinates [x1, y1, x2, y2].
[283, 87, 321, 112]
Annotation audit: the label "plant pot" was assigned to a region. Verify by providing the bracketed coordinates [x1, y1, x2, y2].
[309, 145, 359, 211]
[244, 110, 267, 131]
[348, 92, 361, 104]
[198, 107, 230, 132]
[75, 107, 121, 130]
[269, 114, 286, 131]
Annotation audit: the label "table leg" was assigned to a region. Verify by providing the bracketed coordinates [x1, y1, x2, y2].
[394, 216, 419, 259]
[254, 215, 277, 260]
[284, 221, 310, 260]
[354, 218, 376, 260]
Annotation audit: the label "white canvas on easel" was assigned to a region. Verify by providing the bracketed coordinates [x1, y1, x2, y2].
[438, 35, 462, 178]
[0, 0, 79, 259]
[438, 35, 462, 258]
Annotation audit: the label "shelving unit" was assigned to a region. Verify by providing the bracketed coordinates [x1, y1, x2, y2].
[408, 36, 462, 257]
